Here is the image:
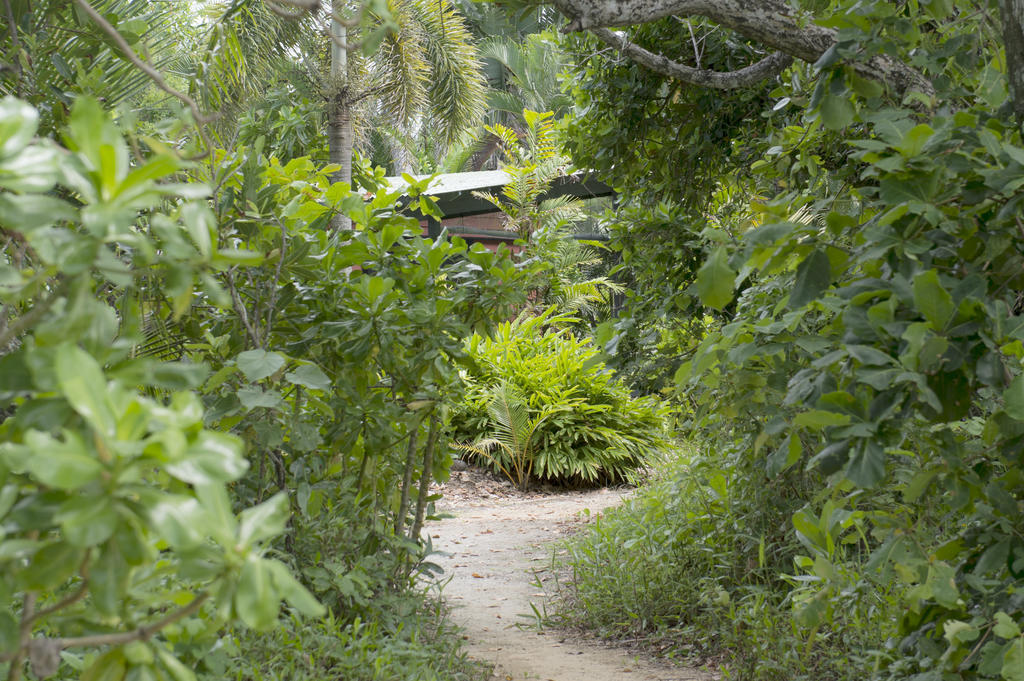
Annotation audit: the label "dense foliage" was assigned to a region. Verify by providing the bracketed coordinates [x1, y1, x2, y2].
[452, 311, 668, 486]
[556, 0, 1024, 679]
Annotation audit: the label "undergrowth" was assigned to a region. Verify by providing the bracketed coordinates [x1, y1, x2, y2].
[195, 589, 487, 681]
[551, 441, 899, 680]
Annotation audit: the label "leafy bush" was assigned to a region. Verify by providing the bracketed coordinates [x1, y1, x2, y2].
[554, 443, 899, 680]
[452, 311, 669, 486]
[197, 593, 487, 681]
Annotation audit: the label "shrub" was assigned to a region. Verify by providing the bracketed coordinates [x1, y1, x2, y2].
[451, 310, 669, 486]
[553, 442, 899, 680]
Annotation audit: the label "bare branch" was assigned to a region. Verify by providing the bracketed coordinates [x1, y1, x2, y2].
[593, 28, 792, 89]
[224, 269, 261, 348]
[71, 0, 218, 160]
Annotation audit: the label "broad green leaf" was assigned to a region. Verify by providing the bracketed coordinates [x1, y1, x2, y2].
[90, 542, 129, 614]
[912, 269, 954, 330]
[180, 202, 214, 258]
[22, 542, 83, 590]
[766, 433, 802, 475]
[0, 97, 38, 158]
[156, 648, 198, 681]
[897, 124, 935, 157]
[237, 388, 283, 411]
[927, 561, 960, 608]
[213, 249, 264, 267]
[695, 247, 735, 310]
[236, 350, 287, 382]
[238, 493, 289, 546]
[56, 496, 118, 547]
[235, 556, 278, 630]
[166, 431, 248, 485]
[147, 495, 207, 549]
[1004, 636, 1024, 681]
[284, 364, 331, 392]
[24, 430, 102, 490]
[55, 344, 116, 437]
[265, 558, 325, 617]
[996, 613, 1022, 639]
[788, 249, 832, 309]
[794, 409, 851, 429]
[820, 94, 855, 130]
[0, 610, 17, 655]
[1005, 375, 1024, 421]
[193, 482, 237, 544]
[81, 650, 126, 681]
[844, 441, 886, 488]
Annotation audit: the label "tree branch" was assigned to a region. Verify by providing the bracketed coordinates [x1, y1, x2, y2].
[3, 0, 22, 93]
[223, 269, 261, 348]
[554, 0, 934, 98]
[999, 0, 1024, 120]
[593, 27, 792, 89]
[0, 280, 68, 356]
[71, 0, 217, 160]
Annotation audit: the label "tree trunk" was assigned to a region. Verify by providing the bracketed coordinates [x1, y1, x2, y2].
[409, 415, 441, 542]
[328, 3, 352, 230]
[393, 423, 420, 538]
[999, 0, 1024, 120]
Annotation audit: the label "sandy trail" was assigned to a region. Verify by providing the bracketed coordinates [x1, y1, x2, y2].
[426, 479, 713, 681]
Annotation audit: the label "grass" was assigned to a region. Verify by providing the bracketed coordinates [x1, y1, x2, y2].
[547, 440, 897, 681]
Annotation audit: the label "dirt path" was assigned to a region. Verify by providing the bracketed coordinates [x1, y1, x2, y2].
[426, 472, 714, 681]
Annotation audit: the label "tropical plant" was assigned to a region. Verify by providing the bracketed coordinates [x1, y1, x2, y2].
[472, 109, 581, 239]
[452, 310, 669, 486]
[456, 380, 564, 490]
[0, 95, 323, 681]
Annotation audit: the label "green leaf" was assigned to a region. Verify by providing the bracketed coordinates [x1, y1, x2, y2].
[235, 556, 278, 631]
[237, 388, 283, 411]
[794, 409, 851, 429]
[1005, 375, 1024, 421]
[1004, 636, 1024, 681]
[265, 558, 326, 617]
[165, 431, 248, 485]
[695, 247, 735, 310]
[22, 542, 83, 590]
[180, 202, 214, 258]
[897, 124, 935, 157]
[56, 496, 118, 547]
[912, 269, 954, 330]
[236, 350, 287, 382]
[0, 610, 17, 655]
[996, 613, 1022, 639]
[284, 364, 331, 392]
[55, 344, 116, 437]
[81, 650, 126, 681]
[788, 249, 832, 309]
[845, 441, 886, 487]
[147, 495, 207, 549]
[90, 542, 129, 615]
[213, 249, 264, 267]
[820, 94, 855, 130]
[927, 561, 960, 608]
[24, 430, 103, 490]
[156, 648, 197, 681]
[238, 493, 289, 546]
[0, 98, 39, 158]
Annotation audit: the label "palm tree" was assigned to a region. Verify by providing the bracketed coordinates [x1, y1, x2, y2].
[327, 0, 487, 187]
[186, 0, 487, 187]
